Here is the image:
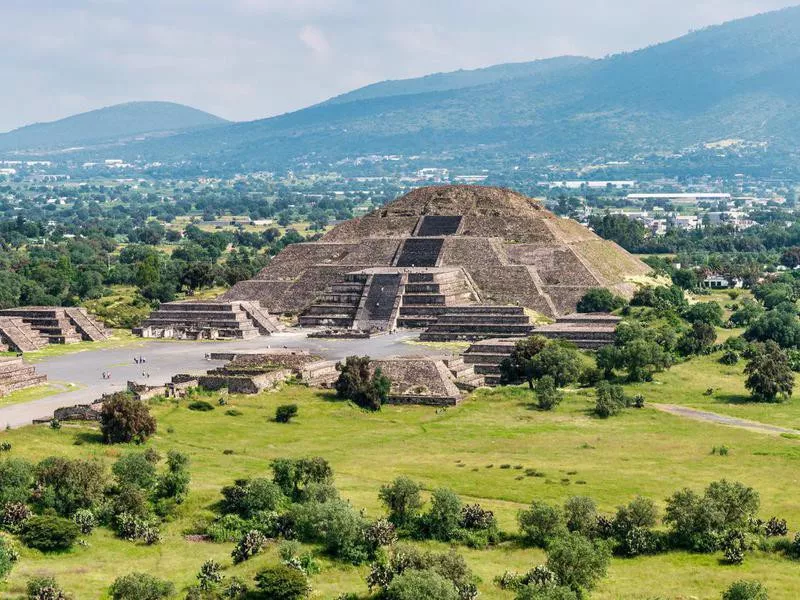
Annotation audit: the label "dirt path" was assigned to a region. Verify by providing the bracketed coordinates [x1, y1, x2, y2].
[652, 403, 800, 436]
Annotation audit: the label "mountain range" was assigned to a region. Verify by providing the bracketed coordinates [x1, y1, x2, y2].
[3, 6, 800, 171]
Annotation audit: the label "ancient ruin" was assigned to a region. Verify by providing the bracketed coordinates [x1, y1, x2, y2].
[197, 350, 318, 393]
[0, 307, 110, 345]
[135, 300, 283, 340]
[0, 356, 47, 396]
[221, 185, 649, 336]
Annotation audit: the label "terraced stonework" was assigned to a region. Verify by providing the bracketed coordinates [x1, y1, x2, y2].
[221, 185, 651, 319]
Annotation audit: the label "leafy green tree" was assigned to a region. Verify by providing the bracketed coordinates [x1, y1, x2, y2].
[500, 335, 548, 388]
[0, 458, 33, 505]
[334, 356, 391, 411]
[34, 457, 104, 516]
[677, 321, 717, 356]
[379, 477, 424, 528]
[545, 533, 611, 595]
[100, 393, 157, 444]
[729, 300, 763, 327]
[254, 565, 310, 600]
[744, 341, 794, 402]
[529, 343, 582, 388]
[684, 302, 724, 326]
[518, 501, 566, 547]
[594, 381, 627, 418]
[112, 453, 157, 490]
[744, 310, 800, 348]
[422, 488, 463, 542]
[588, 214, 646, 251]
[563, 496, 597, 537]
[271, 457, 333, 503]
[671, 269, 698, 290]
[385, 569, 459, 600]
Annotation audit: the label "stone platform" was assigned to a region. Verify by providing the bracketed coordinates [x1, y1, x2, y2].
[135, 300, 282, 340]
[0, 307, 110, 345]
[418, 305, 536, 342]
[0, 317, 49, 352]
[0, 356, 47, 396]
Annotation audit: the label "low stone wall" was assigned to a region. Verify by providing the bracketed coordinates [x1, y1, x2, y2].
[386, 394, 459, 407]
[53, 403, 102, 422]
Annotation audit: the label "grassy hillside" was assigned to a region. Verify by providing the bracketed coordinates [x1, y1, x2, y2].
[2, 375, 800, 598]
[0, 101, 227, 152]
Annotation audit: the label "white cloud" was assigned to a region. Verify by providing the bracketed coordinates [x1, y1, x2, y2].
[298, 25, 332, 60]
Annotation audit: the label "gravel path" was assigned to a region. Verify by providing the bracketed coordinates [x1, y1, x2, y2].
[0, 331, 441, 429]
[652, 403, 800, 436]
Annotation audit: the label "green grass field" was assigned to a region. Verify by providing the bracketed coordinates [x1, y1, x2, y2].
[1, 381, 800, 599]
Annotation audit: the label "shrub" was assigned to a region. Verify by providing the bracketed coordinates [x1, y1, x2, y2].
[563, 496, 597, 537]
[764, 517, 788, 537]
[114, 513, 161, 544]
[196, 559, 222, 591]
[379, 476, 423, 528]
[34, 456, 104, 517]
[576, 288, 625, 313]
[271, 457, 334, 502]
[720, 350, 740, 365]
[0, 458, 33, 505]
[113, 452, 157, 490]
[155, 450, 191, 502]
[290, 499, 372, 564]
[518, 501, 566, 547]
[72, 509, 95, 535]
[222, 477, 286, 517]
[225, 409, 243, 417]
[26, 576, 68, 600]
[365, 518, 398, 548]
[420, 488, 462, 542]
[578, 366, 603, 387]
[677, 321, 717, 356]
[254, 565, 311, 600]
[278, 540, 320, 575]
[385, 569, 459, 600]
[335, 355, 391, 411]
[500, 336, 549, 387]
[231, 529, 267, 564]
[722, 529, 747, 564]
[529, 343, 582, 388]
[722, 580, 768, 600]
[684, 302, 724, 326]
[594, 381, 627, 418]
[100, 393, 157, 444]
[188, 400, 215, 412]
[109, 572, 174, 600]
[20, 516, 80, 551]
[546, 533, 611, 595]
[275, 404, 299, 423]
[535, 376, 562, 411]
[516, 585, 579, 600]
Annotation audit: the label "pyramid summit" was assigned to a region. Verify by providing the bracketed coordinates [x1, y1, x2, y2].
[221, 185, 650, 325]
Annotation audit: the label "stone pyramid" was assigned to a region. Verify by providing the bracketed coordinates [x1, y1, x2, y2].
[221, 185, 650, 319]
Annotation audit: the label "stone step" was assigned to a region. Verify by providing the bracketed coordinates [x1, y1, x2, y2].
[302, 304, 359, 316]
[298, 315, 355, 328]
[396, 316, 438, 328]
[402, 293, 447, 306]
[158, 302, 238, 312]
[434, 315, 531, 325]
[425, 323, 536, 335]
[64, 307, 110, 341]
[142, 318, 259, 330]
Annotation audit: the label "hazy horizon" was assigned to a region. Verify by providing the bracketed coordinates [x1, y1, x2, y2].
[1, 0, 796, 132]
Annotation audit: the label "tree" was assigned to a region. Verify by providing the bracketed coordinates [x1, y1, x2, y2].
[518, 501, 566, 547]
[684, 302, 724, 326]
[34, 457, 104, 516]
[677, 321, 717, 356]
[0, 458, 33, 505]
[271, 457, 333, 502]
[500, 335, 548, 388]
[100, 393, 157, 444]
[545, 533, 611, 595]
[26, 576, 68, 600]
[594, 381, 627, 418]
[335, 356, 391, 411]
[563, 496, 597, 537]
[588, 214, 646, 251]
[744, 341, 794, 403]
[535, 376, 562, 411]
[0, 536, 18, 580]
[20, 516, 79, 551]
[671, 269, 698, 291]
[109, 573, 174, 600]
[379, 477, 423, 528]
[529, 343, 582, 388]
[730, 300, 763, 327]
[254, 565, 310, 600]
[576, 288, 624, 313]
[422, 488, 462, 542]
[112, 452, 157, 490]
[744, 310, 800, 348]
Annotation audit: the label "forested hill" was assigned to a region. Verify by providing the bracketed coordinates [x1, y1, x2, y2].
[0, 101, 227, 152]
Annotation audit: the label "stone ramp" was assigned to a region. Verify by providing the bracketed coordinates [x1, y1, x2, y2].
[238, 301, 284, 334]
[395, 238, 444, 268]
[64, 307, 111, 341]
[415, 216, 462, 237]
[0, 317, 49, 352]
[356, 273, 403, 330]
[0, 307, 83, 344]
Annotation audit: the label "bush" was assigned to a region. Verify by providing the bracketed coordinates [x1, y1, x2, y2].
[20, 516, 80, 551]
[563, 496, 597, 537]
[34, 456, 105, 517]
[744, 341, 794, 403]
[0, 458, 33, 505]
[196, 559, 222, 591]
[113, 452, 157, 490]
[271, 457, 334, 502]
[188, 400, 215, 412]
[100, 393, 157, 444]
[594, 381, 627, 418]
[379, 476, 423, 528]
[535, 376, 562, 411]
[764, 517, 788, 537]
[254, 565, 311, 600]
[1, 501, 31, 532]
[576, 288, 625, 313]
[420, 488, 462, 542]
[722, 580, 768, 600]
[684, 302, 724, 326]
[275, 404, 299, 423]
[221, 478, 286, 517]
[335, 356, 391, 411]
[720, 349, 740, 365]
[291, 499, 372, 564]
[0, 536, 18, 580]
[385, 569, 459, 600]
[515, 585, 579, 600]
[72, 509, 95, 535]
[518, 501, 566, 547]
[26, 576, 68, 600]
[155, 450, 190, 502]
[109, 572, 174, 600]
[546, 533, 611, 595]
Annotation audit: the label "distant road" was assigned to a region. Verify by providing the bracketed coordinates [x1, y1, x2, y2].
[0, 331, 435, 429]
[652, 403, 800, 436]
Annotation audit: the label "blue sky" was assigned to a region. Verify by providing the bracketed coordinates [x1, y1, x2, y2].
[0, 0, 795, 131]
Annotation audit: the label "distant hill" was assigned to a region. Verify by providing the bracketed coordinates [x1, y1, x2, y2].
[0, 101, 227, 152]
[322, 56, 593, 104]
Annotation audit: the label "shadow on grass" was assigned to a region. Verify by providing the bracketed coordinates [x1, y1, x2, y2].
[72, 431, 104, 445]
[714, 393, 756, 405]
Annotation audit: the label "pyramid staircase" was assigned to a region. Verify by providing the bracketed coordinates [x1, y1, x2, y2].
[0, 317, 49, 352]
[461, 338, 517, 386]
[396, 270, 476, 329]
[64, 307, 112, 341]
[299, 273, 368, 328]
[0, 356, 47, 395]
[0, 307, 85, 344]
[136, 301, 278, 340]
[418, 306, 536, 342]
[443, 356, 485, 390]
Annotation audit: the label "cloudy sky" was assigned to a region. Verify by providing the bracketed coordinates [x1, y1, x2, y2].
[1, 0, 796, 131]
